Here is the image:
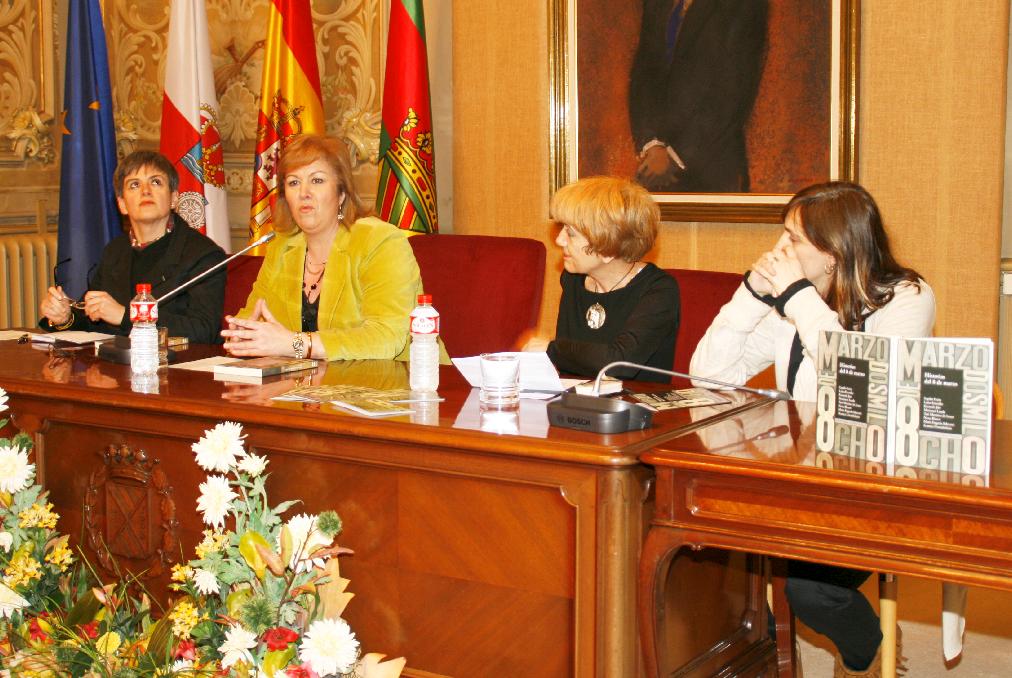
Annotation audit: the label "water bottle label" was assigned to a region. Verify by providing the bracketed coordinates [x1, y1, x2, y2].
[410, 314, 439, 335]
[131, 301, 158, 323]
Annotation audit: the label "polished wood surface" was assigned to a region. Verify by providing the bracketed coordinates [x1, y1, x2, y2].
[639, 397, 1012, 678]
[0, 339, 768, 677]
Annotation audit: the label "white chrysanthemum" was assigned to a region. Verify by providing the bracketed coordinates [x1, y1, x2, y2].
[285, 513, 334, 572]
[219, 624, 258, 669]
[0, 387, 8, 413]
[299, 618, 359, 676]
[237, 452, 268, 477]
[0, 581, 29, 618]
[191, 421, 246, 473]
[0, 532, 11, 552]
[0, 444, 34, 494]
[196, 475, 237, 528]
[171, 659, 193, 672]
[192, 567, 220, 595]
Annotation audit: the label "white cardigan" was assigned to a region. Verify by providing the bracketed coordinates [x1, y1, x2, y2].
[690, 279, 936, 401]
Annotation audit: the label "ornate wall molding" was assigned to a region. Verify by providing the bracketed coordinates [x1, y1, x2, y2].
[106, 0, 383, 171]
[0, 0, 57, 166]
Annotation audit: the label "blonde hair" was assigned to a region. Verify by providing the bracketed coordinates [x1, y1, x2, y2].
[550, 176, 658, 261]
[272, 134, 371, 234]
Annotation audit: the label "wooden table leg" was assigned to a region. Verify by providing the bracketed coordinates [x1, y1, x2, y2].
[770, 559, 797, 678]
[638, 526, 681, 678]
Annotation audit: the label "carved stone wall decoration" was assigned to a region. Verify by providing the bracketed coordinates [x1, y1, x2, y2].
[0, 0, 57, 166]
[83, 443, 179, 580]
[104, 0, 383, 168]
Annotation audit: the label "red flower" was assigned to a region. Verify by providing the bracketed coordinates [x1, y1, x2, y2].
[77, 620, 100, 639]
[262, 626, 299, 651]
[285, 664, 320, 678]
[174, 638, 197, 660]
[27, 617, 50, 643]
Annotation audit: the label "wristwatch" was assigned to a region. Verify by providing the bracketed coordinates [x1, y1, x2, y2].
[292, 332, 306, 359]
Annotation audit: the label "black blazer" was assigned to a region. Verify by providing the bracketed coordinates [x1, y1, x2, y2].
[42, 213, 227, 343]
[629, 0, 768, 192]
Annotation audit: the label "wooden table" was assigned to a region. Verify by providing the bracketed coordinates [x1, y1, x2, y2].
[639, 398, 1012, 678]
[0, 339, 772, 677]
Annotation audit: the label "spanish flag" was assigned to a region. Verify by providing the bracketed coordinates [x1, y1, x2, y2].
[248, 0, 325, 252]
[376, 0, 438, 233]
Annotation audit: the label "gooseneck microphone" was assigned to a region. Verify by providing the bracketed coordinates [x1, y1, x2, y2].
[156, 231, 276, 305]
[547, 360, 789, 433]
[590, 361, 790, 400]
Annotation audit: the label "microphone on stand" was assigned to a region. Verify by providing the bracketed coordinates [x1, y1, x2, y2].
[97, 232, 276, 364]
[547, 360, 790, 433]
[156, 231, 276, 305]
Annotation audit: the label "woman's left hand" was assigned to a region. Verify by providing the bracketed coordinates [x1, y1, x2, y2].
[752, 241, 807, 296]
[221, 299, 294, 357]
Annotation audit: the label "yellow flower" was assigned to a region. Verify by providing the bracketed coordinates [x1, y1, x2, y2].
[3, 554, 42, 589]
[168, 599, 204, 640]
[44, 537, 73, 571]
[194, 530, 229, 560]
[171, 563, 193, 582]
[18, 503, 58, 530]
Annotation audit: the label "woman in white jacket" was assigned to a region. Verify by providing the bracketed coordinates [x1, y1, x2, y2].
[691, 181, 934, 677]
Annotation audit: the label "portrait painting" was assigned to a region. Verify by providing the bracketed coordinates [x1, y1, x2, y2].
[551, 0, 858, 222]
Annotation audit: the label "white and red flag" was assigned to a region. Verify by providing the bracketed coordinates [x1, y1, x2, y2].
[160, 0, 231, 252]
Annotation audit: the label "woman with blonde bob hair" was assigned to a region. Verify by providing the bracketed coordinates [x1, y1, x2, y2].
[525, 176, 680, 382]
[691, 181, 935, 676]
[222, 134, 423, 361]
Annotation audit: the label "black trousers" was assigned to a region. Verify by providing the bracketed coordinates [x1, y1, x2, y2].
[783, 562, 883, 671]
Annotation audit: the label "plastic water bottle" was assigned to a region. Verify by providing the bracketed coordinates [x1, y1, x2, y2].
[129, 283, 159, 376]
[409, 294, 440, 394]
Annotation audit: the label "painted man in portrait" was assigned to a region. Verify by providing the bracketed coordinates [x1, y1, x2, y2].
[629, 0, 768, 193]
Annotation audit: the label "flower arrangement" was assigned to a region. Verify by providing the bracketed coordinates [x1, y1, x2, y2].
[0, 386, 75, 627]
[0, 387, 405, 677]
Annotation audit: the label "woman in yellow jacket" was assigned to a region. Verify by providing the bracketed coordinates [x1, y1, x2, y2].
[221, 134, 422, 361]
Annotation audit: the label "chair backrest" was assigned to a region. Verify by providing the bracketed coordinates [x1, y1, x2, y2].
[409, 234, 547, 357]
[665, 268, 742, 375]
[222, 254, 265, 328]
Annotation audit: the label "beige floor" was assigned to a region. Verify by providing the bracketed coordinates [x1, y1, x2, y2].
[797, 576, 1012, 677]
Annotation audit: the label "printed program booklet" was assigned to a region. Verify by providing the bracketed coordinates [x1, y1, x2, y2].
[816, 330, 993, 474]
[630, 387, 731, 411]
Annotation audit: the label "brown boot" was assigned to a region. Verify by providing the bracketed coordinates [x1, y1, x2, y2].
[833, 646, 881, 678]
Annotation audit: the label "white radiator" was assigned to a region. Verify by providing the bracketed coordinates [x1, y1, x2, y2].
[0, 233, 58, 329]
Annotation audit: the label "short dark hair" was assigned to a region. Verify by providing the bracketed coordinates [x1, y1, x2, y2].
[113, 150, 179, 197]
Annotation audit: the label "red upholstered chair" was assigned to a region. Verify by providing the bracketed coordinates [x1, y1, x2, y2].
[664, 268, 743, 377]
[222, 254, 265, 328]
[219, 236, 547, 356]
[409, 234, 546, 357]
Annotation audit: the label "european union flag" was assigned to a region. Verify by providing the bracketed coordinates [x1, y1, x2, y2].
[57, 0, 119, 299]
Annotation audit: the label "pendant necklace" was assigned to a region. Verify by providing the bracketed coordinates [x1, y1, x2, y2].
[303, 254, 327, 297]
[586, 262, 637, 330]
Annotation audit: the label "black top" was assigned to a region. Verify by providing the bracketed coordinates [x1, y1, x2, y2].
[301, 294, 320, 333]
[547, 263, 680, 383]
[40, 213, 227, 343]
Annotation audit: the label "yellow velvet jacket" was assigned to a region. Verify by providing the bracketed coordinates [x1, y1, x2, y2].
[236, 216, 422, 361]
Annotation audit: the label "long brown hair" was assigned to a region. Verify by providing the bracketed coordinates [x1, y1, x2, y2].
[784, 181, 922, 330]
[272, 134, 371, 234]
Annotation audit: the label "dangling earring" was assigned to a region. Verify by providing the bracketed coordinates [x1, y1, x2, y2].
[337, 197, 346, 224]
[824, 259, 837, 275]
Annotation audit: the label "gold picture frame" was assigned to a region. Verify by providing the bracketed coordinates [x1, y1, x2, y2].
[550, 0, 860, 223]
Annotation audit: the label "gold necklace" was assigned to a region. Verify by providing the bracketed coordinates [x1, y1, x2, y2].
[586, 262, 637, 329]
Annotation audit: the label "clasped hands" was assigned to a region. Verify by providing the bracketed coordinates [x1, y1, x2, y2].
[221, 299, 293, 357]
[40, 286, 125, 327]
[749, 233, 807, 297]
